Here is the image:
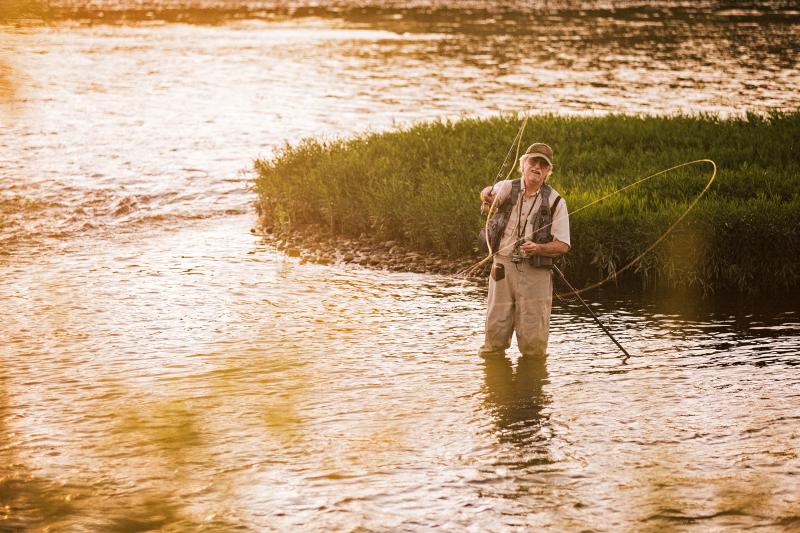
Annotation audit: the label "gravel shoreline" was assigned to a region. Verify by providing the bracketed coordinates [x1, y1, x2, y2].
[252, 225, 490, 279]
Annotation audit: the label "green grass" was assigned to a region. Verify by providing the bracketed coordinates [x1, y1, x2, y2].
[254, 112, 800, 295]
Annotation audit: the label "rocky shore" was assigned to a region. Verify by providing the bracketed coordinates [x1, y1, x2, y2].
[251, 225, 490, 279]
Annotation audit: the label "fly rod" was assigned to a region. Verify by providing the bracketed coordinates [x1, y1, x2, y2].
[552, 265, 631, 362]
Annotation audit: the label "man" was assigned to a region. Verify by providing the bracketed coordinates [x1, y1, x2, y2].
[478, 143, 570, 359]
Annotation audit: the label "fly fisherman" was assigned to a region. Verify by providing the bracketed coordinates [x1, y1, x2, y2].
[478, 143, 570, 359]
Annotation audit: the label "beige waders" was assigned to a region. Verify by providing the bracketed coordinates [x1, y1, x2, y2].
[479, 255, 553, 358]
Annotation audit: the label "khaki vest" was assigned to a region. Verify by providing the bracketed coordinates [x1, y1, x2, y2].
[479, 179, 562, 268]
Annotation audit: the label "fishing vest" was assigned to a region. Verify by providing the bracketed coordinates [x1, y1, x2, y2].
[479, 179, 520, 255]
[529, 183, 562, 268]
[479, 179, 562, 268]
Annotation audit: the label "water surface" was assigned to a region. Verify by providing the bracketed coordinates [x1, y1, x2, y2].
[1, 3, 799, 530]
[2, 216, 799, 529]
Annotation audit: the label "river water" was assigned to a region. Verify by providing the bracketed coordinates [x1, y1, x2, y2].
[2, 2, 799, 530]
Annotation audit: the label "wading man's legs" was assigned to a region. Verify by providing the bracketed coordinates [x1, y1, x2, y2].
[479, 257, 515, 357]
[515, 265, 552, 357]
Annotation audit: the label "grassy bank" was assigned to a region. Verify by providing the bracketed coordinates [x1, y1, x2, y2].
[254, 112, 800, 295]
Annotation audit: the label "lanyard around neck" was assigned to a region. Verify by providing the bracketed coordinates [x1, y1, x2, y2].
[516, 190, 540, 240]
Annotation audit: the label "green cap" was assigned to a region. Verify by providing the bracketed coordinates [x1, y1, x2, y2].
[523, 143, 554, 167]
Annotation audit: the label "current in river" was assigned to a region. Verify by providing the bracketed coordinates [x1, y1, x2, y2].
[1, 2, 799, 530]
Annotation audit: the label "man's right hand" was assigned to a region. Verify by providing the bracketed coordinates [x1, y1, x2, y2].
[480, 186, 495, 203]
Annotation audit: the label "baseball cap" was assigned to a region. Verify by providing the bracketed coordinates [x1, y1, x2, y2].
[523, 143, 553, 167]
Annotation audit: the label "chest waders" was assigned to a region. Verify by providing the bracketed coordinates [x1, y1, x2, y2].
[479, 179, 562, 268]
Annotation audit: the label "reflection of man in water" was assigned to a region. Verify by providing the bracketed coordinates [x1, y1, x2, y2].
[482, 356, 550, 450]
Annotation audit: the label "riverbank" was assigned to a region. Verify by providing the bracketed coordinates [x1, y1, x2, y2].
[251, 223, 483, 277]
[255, 113, 799, 295]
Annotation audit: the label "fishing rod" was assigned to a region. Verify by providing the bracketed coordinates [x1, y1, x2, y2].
[552, 264, 631, 363]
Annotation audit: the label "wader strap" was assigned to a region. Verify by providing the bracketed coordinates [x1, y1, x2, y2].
[550, 195, 562, 223]
[509, 179, 521, 208]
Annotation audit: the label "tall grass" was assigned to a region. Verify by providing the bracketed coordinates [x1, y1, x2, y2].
[254, 112, 800, 295]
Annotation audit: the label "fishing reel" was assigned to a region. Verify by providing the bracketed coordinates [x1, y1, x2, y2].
[511, 238, 526, 264]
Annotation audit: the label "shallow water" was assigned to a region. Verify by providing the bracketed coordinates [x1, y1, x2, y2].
[2, 3, 800, 530]
[2, 216, 799, 530]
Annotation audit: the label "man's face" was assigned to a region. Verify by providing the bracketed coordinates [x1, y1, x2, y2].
[523, 156, 550, 189]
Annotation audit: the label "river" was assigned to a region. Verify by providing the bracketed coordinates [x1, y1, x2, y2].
[1, 2, 799, 530]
